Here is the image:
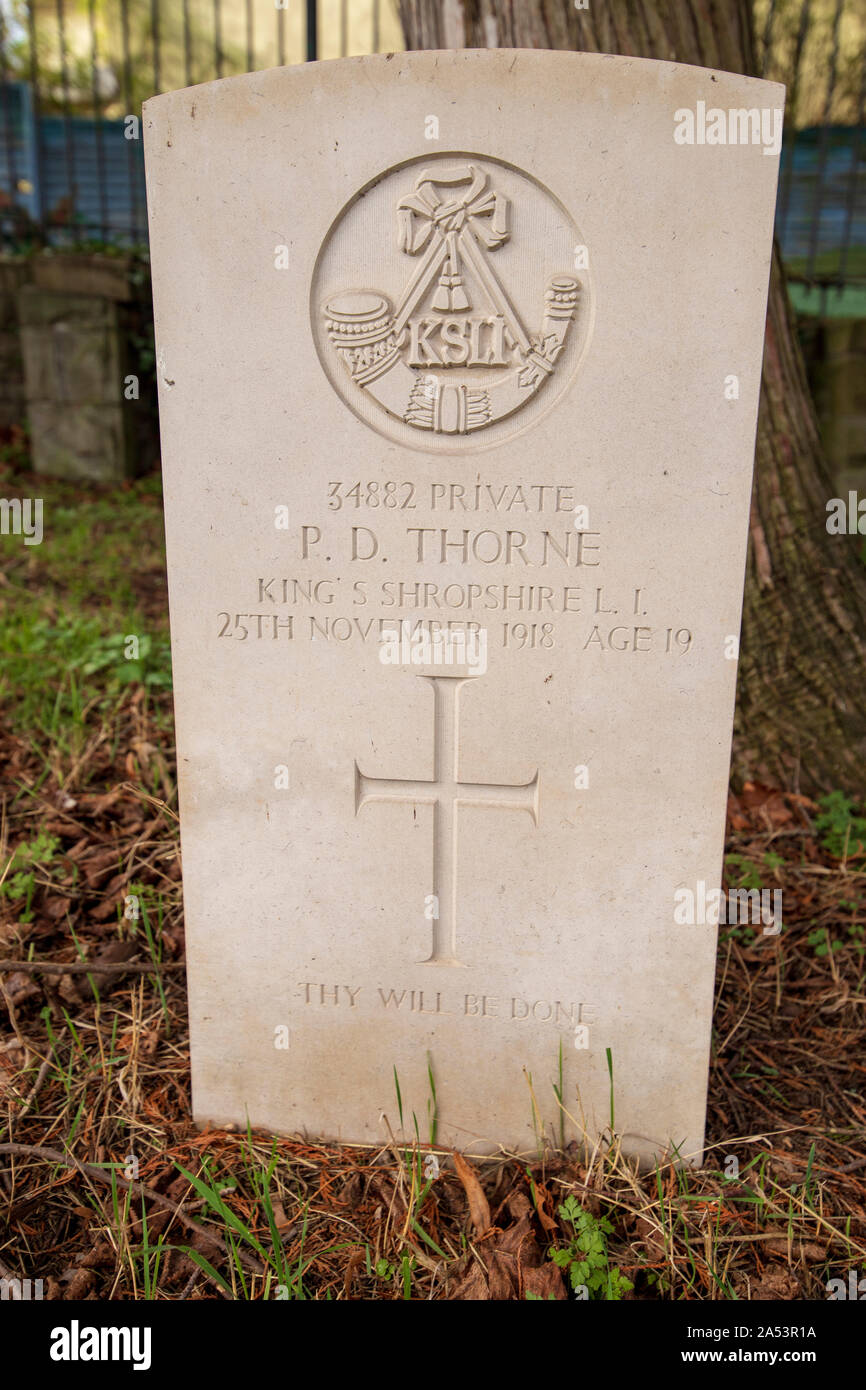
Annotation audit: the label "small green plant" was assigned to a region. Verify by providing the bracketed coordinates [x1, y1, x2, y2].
[76, 631, 172, 689]
[806, 924, 843, 958]
[815, 791, 866, 860]
[0, 830, 60, 920]
[368, 1251, 415, 1299]
[724, 853, 764, 891]
[722, 920, 758, 944]
[550, 1194, 633, 1300]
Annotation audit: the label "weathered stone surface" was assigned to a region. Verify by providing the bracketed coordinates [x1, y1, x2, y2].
[30, 253, 133, 303]
[145, 50, 783, 1162]
[26, 402, 132, 482]
[17, 286, 134, 479]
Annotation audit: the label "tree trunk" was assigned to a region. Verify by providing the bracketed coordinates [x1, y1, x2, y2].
[399, 0, 866, 797]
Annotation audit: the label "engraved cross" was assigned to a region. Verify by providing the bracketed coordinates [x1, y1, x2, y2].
[354, 675, 539, 966]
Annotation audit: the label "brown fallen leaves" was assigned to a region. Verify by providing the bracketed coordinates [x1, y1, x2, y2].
[449, 1152, 567, 1300]
[726, 783, 816, 835]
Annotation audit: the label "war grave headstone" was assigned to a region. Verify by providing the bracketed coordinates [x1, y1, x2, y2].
[144, 50, 783, 1161]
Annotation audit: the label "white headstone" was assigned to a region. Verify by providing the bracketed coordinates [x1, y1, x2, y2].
[144, 51, 783, 1163]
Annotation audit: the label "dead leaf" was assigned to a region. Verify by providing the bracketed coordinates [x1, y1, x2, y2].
[522, 1261, 567, 1300]
[271, 1201, 292, 1231]
[528, 1180, 558, 1235]
[80, 788, 123, 817]
[343, 1249, 366, 1298]
[635, 1215, 667, 1256]
[1, 971, 41, 1007]
[92, 940, 140, 966]
[64, 1267, 97, 1299]
[339, 1172, 364, 1209]
[130, 741, 158, 770]
[83, 847, 121, 889]
[43, 895, 73, 921]
[453, 1150, 491, 1236]
[750, 1268, 802, 1299]
[449, 1257, 489, 1300]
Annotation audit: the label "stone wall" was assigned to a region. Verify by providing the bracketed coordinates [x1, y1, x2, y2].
[0, 253, 155, 481]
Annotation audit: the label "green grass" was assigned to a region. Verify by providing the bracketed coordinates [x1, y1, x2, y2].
[0, 471, 172, 740]
[172, 1134, 353, 1300]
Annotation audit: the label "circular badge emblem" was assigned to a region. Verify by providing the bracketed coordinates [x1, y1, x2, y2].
[311, 153, 592, 452]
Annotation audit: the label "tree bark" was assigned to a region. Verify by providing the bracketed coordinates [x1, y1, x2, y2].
[399, 0, 866, 796]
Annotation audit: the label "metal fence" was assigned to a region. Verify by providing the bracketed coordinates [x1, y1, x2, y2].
[0, 0, 399, 246]
[0, 0, 864, 302]
[758, 0, 866, 302]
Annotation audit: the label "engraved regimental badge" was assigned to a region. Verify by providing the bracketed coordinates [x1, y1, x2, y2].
[312, 154, 591, 451]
